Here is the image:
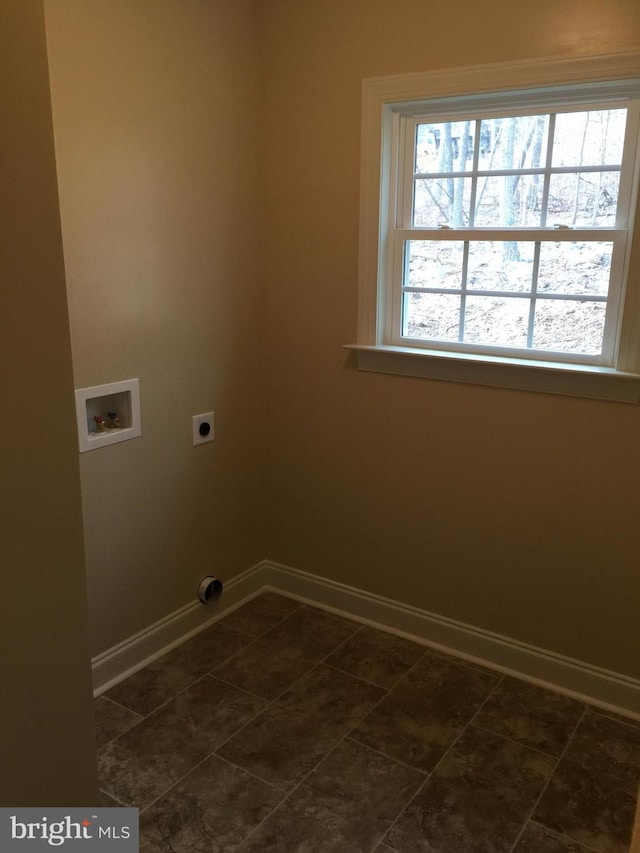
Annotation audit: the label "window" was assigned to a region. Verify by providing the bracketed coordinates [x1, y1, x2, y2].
[350, 54, 640, 402]
[395, 98, 634, 360]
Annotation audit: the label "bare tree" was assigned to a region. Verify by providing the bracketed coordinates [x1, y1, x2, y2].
[502, 117, 520, 261]
[592, 110, 610, 225]
[452, 121, 471, 226]
[440, 123, 454, 224]
[572, 113, 591, 224]
[526, 116, 546, 216]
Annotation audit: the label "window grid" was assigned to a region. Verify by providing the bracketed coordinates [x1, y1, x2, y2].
[526, 242, 542, 348]
[391, 99, 638, 365]
[459, 241, 469, 342]
[539, 114, 555, 228]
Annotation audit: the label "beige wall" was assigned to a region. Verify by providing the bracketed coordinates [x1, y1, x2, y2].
[261, 0, 640, 677]
[3, 0, 636, 808]
[0, 0, 98, 804]
[45, 0, 265, 655]
[41, 0, 640, 681]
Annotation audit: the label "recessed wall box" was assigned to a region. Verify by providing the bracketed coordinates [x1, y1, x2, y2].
[75, 379, 141, 453]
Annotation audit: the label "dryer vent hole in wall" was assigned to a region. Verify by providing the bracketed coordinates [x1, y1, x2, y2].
[198, 576, 223, 604]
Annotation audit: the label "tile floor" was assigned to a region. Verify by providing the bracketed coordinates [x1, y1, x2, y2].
[95, 592, 640, 852]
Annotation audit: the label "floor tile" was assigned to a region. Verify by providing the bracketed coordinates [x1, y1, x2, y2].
[270, 605, 360, 650]
[94, 695, 142, 749]
[236, 739, 424, 852]
[88, 592, 639, 853]
[595, 709, 640, 730]
[533, 711, 640, 852]
[386, 725, 555, 853]
[325, 625, 426, 689]
[568, 711, 640, 794]
[216, 703, 349, 792]
[213, 606, 358, 700]
[535, 772, 637, 853]
[218, 592, 302, 637]
[99, 790, 122, 807]
[472, 676, 585, 755]
[401, 654, 501, 720]
[351, 653, 499, 772]
[98, 676, 265, 809]
[276, 663, 384, 724]
[139, 755, 284, 852]
[104, 623, 252, 715]
[350, 689, 462, 775]
[512, 821, 594, 852]
[428, 648, 501, 676]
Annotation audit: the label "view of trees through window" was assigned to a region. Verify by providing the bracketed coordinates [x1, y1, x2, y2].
[403, 107, 627, 355]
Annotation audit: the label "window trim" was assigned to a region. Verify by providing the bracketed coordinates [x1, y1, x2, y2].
[349, 51, 640, 402]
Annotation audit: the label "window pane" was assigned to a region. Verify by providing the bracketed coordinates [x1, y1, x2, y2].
[403, 292, 460, 341]
[474, 175, 543, 226]
[414, 178, 471, 226]
[537, 242, 612, 297]
[467, 241, 535, 292]
[533, 300, 606, 354]
[415, 121, 476, 174]
[547, 172, 620, 226]
[463, 296, 529, 347]
[552, 109, 627, 167]
[477, 114, 549, 171]
[405, 241, 464, 290]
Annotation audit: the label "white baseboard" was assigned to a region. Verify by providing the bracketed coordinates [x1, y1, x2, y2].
[92, 558, 640, 720]
[263, 560, 640, 720]
[91, 562, 265, 695]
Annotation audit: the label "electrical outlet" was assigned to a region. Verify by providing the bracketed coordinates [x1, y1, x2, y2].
[192, 412, 215, 446]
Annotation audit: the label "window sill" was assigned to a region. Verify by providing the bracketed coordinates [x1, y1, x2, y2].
[344, 344, 640, 403]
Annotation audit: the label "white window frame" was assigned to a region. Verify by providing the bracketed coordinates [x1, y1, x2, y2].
[347, 52, 640, 403]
